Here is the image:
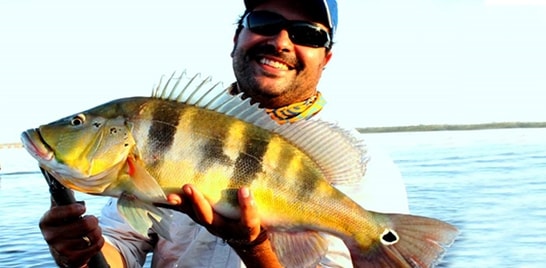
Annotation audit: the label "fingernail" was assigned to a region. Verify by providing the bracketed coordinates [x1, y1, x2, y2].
[183, 185, 193, 195]
[241, 187, 250, 198]
[76, 201, 85, 210]
[167, 194, 182, 205]
[75, 202, 86, 213]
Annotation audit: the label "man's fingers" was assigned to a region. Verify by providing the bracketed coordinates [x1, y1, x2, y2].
[183, 184, 215, 225]
[155, 194, 185, 211]
[158, 184, 264, 244]
[40, 203, 85, 226]
[41, 215, 99, 244]
[238, 187, 261, 240]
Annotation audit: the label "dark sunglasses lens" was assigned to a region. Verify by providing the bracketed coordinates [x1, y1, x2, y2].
[246, 11, 284, 36]
[288, 24, 329, 48]
[245, 11, 330, 48]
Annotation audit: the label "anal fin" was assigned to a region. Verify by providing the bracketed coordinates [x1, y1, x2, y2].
[269, 231, 329, 268]
[118, 192, 173, 241]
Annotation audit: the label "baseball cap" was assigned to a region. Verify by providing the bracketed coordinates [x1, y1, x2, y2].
[243, 0, 338, 36]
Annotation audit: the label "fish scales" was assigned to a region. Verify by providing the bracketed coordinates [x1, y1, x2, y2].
[21, 72, 459, 268]
[72, 95, 360, 231]
[138, 102, 240, 197]
[129, 100, 266, 208]
[136, 99, 330, 217]
[147, 98, 181, 166]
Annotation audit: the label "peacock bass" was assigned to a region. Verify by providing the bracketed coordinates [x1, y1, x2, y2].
[21, 72, 458, 267]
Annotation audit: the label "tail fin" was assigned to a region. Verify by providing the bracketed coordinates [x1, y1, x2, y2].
[349, 213, 459, 268]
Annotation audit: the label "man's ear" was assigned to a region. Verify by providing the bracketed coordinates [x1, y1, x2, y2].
[323, 50, 333, 68]
[231, 33, 240, 57]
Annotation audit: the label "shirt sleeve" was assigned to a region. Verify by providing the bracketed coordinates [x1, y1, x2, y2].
[99, 198, 155, 268]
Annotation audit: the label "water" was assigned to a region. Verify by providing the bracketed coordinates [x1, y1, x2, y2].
[1, 128, 545, 267]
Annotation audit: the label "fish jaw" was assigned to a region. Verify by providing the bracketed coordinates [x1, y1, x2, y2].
[20, 129, 78, 178]
[21, 129, 54, 163]
[21, 128, 88, 177]
[20, 128, 121, 194]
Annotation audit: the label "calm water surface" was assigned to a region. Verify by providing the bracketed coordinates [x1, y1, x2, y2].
[1, 128, 545, 267]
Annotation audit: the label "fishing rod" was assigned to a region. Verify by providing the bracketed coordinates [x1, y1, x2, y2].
[40, 167, 110, 268]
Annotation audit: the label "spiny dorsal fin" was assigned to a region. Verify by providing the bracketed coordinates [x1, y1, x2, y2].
[151, 71, 278, 131]
[152, 71, 367, 184]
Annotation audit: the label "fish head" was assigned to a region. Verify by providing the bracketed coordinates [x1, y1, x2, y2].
[21, 105, 137, 193]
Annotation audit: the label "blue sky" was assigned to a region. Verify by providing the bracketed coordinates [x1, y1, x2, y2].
[1, 0, 545, 142]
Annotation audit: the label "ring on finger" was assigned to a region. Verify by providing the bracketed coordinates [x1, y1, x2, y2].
[82, 235, 92, 247]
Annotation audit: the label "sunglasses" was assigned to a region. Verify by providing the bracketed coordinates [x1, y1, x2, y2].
[242, 10, 332, 49]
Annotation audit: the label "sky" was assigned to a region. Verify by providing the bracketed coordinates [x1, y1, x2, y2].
[1, 0, 545, 143]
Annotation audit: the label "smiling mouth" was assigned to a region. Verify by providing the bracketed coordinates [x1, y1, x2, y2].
[258, 57, 294, 71]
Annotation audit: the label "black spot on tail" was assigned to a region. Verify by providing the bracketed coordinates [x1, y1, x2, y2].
[380, 229, 399, 245]
[383, 231, 397, 243]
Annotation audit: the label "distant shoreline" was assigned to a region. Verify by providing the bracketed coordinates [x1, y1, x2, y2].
[357, 122, 546, 133]
[0, 143, 23, 149]
[2, 122, 545, 148]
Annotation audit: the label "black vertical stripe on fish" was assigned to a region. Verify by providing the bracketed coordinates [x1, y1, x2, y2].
[199, 138, 234, 171]
[274, 142, 322, 202]
[230, 134, 270, 186]
[147, 102, 181, 165]
[274, 143, 297, 182]
[293, 164, 323, 202]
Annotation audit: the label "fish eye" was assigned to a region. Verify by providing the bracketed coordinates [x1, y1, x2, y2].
[70, 114, 86, 126]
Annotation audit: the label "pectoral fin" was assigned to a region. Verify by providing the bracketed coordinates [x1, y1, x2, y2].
[123, 154, 166, 202]
[114, 155, 172, 240]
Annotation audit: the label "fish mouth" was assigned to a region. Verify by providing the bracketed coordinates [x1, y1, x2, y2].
[21, 128, 114, 193]
[20, 129, 54, 162]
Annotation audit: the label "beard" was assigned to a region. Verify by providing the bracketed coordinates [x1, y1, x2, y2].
[232, 43, 319, 108]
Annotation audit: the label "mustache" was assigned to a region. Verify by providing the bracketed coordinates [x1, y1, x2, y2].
[247, 44, 302, 70]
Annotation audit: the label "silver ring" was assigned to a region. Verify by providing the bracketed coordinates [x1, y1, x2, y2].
[82, 235, 91, 247]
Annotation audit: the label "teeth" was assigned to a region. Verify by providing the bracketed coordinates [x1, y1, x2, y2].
[260, 58, 289, 70]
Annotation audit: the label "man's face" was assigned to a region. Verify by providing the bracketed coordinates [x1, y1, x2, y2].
[231, 1, 332, 109]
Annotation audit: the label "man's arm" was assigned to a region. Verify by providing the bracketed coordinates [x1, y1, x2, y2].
[230, 238, 282, 268]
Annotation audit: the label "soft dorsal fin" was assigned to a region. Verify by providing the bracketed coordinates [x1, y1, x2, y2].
[276, 120, 368, 184]
[152, 71, 367, 184]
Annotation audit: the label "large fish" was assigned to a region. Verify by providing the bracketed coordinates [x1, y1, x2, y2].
[21, 72, 458, 267]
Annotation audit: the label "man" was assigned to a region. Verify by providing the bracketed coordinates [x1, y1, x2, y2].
[39, 0, 409, 267]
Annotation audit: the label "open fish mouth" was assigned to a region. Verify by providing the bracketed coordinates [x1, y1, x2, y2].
[20, 129, 54, 162]
[20, 128, 109, 189]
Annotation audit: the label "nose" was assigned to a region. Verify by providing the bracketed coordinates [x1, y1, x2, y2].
[266, 29, 294, 52]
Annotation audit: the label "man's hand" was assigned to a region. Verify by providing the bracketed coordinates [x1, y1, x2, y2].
[39, 202, 105, 267]
[158, 184, 281, 267]
[159, 184, 263, 245]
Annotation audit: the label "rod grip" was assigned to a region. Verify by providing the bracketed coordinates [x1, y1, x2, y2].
[40, 167, 110, 268]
